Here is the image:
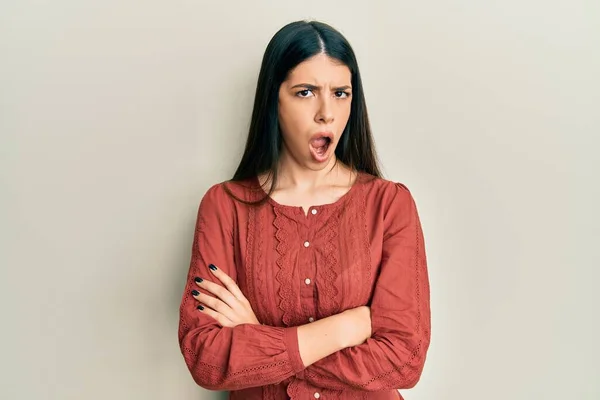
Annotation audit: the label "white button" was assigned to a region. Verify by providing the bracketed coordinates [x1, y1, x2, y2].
[311, 209, 317, 215]
[314, 393, 320, 399]
[304, 241, 310, 247]
[308, 317, 315, 322]
[305, 278, 311, 285]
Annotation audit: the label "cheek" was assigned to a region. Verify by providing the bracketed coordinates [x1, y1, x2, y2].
[335, 102, 352, 129]
[279, 102, 311, 137]
[278, 105, 294, 139]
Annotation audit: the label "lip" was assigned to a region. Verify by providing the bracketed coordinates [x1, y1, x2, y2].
[309, 131, 334, 164]
[310, 131, 334, 142]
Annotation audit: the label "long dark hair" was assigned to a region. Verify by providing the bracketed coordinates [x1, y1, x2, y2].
[228, 20, 382, 203]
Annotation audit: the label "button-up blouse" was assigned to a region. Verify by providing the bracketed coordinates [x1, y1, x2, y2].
[178, 172, 431, 399]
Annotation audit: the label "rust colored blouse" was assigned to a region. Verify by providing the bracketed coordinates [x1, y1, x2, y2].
[178, 172, 431, 399]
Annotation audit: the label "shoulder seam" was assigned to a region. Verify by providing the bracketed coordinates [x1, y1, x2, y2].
[395, 182, 410, 192]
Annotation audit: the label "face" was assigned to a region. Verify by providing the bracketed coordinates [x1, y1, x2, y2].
[278, 53, 352, 170]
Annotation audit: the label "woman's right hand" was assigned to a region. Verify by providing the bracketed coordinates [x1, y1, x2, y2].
[340, 306, 372, 347]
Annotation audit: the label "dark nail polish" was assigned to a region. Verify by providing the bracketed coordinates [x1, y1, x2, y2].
[209, 264, 217, 271]
[194, 277, 203, 283]
[191, 290, 199, 296]
[197, 305, 204, 311]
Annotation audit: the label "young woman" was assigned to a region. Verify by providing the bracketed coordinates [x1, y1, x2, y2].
[178, 20, 431, 400]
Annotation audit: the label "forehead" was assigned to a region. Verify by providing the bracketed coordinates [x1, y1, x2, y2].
[286, 54, 351, 84]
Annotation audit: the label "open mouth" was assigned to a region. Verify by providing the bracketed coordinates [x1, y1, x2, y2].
[310, 136, 331, 157]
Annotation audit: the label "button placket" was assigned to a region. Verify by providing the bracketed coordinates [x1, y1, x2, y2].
[301, 208, 318, 332]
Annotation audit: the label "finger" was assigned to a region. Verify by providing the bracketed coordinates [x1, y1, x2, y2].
[207, 264, 248, 302]
[192, 290, 238, 322]
[195, 278, 239, 309]
[196, 304, 234, 328]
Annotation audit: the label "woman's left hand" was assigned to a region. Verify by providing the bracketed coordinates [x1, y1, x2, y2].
[192, 264, 261, 328]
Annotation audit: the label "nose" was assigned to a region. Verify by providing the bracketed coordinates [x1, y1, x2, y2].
[315, 96, 334, 124]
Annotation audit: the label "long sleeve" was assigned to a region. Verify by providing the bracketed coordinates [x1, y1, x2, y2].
[294, 183, 431, 392]
[178, 184, 306, 391]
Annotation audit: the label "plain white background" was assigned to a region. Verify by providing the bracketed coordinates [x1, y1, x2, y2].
[1, 1, 599, 399]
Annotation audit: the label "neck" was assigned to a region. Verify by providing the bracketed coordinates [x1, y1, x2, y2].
[275, 149, 342, 191]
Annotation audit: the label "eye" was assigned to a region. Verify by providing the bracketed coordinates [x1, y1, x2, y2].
[296, 89, 314, 98]
[334, 91, 350, 98]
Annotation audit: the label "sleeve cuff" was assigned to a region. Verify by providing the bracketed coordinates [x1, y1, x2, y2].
[283, 326, 306, 374]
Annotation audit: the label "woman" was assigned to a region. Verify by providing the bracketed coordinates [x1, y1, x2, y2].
[178, 20, 431, 400]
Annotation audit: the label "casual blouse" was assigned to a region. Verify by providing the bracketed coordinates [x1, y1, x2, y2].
[178, 172, 431, 399]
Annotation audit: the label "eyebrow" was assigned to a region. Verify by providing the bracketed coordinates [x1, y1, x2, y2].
[290, 83, 352, 91]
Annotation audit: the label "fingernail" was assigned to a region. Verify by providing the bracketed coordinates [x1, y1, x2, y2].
[191, 290, 199, 296]
[209, 264, 217, 271]
[194, 277, 203, 283]
[197, 305, 204, 311]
